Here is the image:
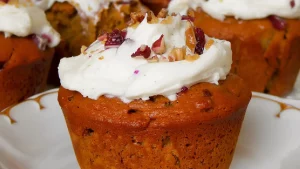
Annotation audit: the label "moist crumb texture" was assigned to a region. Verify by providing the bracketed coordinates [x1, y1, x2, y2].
[58, 74, 251, 169]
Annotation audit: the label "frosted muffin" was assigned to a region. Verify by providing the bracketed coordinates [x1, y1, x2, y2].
[58, 13, 251, 169]
[0, 0, 60, 111]
[30, 0, 148, 85]
[168, 0, 300, 96]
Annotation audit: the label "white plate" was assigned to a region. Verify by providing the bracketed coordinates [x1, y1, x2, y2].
[0, 89, 300, 169]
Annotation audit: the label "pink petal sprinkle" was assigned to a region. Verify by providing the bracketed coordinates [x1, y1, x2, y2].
[181, 86, 188, 93]
[290, 0, 295, 8]
[134, 70, 139, 74]
[268, 15, 287, 30]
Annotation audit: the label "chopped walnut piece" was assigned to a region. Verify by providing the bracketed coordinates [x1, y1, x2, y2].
[205, 39, 214, 50]
[168, 56, 175, 62]
[130, 12, 146, 24]
[98, 56, 104, 60]
[147, 56, 159, 63]
[147, 11, 159, 24]
[170, 47, 186, 61]
[185, 24, 197, 53]
[81, 45, 87, 53]
[185, 54, 200, 62]
[161, 16, 173, 24]
[157, 9, 168, 18]
[187, 8, 195, 17]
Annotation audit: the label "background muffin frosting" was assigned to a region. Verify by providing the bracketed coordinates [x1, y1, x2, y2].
[168, 0, 300, 20]
[0, 0, 60, 48]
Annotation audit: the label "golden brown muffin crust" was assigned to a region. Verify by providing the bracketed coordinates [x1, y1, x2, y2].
[59, 74, 251, 169]
[59, 74, 251, 129]
[0, 33, 54, 110]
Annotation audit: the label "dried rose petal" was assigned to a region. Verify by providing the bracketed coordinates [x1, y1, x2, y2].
[152, 34, 166, 54]
[194, 28, 206, 55]
[290, 0, 295, 8]
[134, 70, 139, 74]
[268, 15, 287, 30]
[105, 30, 127, 49]
[131, 45, 151, 58]
[180, 86, 188, 93]
[41, 34, 52, 44]
[181, 15, 195, 22]
[32, 34, 48, 50]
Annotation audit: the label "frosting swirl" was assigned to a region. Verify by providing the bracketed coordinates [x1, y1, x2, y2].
[168, 0, 300, 20]
[58, 14, 232, 102]
[0, 1, 60, 48]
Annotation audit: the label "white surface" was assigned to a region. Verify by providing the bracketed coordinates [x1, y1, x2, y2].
[0, 89, 300, 169]
[59, 15, 232, 103]
[288, 72, 300, 100]
[168, 0, 300, 20]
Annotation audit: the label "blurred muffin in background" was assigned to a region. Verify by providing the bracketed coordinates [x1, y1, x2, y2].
[0, 0, 60, 111]
[167, 0, 300, 96]
[30, 0, 148, 85]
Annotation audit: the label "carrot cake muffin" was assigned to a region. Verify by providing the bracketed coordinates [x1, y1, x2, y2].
[167, 0, 300, 96]
[30, 0, 148, 85]
[58, 12, 251, 169]
[0, 0, 60, 111]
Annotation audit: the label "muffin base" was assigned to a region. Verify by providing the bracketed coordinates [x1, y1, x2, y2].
[59, 74, 251, 169]
[0, 34, 54, 111]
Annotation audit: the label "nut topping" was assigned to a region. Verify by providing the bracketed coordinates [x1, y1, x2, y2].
[185, 54, 200, 62]
[204, 39, 214, 50]
[185, 24, 197, 53]
[170, 47, 186, 61]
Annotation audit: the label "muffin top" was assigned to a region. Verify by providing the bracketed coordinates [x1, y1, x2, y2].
[0, 0, 60, 48]
[168, 0, 300, 20]
[30, 0, 139, 23]
[58, 12, 232, 103]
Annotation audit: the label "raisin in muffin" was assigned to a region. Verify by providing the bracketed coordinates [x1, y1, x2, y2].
[167, 0, 300, 96]
[58, 12, 251, 169]
[30, 0, 148, 85]
[0, 0, 60, 111]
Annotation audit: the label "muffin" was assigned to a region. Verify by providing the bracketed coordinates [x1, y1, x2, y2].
[167, 0, 300, 96]
[58, 12, 252, 169]
[0, 1, 60, 111]
[31, 0, 148, 85]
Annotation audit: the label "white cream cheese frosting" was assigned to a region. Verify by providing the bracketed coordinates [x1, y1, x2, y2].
[58, 15, 232, 103]
[0, 1, 60, 48]
[168, 0, 300, 20]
